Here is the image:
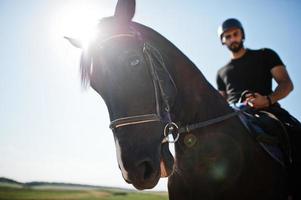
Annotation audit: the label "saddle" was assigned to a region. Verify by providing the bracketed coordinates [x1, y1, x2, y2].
[233, 100, 292, 167]
[233, 103, 291, 166]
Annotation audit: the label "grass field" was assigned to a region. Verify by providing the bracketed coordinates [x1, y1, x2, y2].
[0, 186, 168, 200]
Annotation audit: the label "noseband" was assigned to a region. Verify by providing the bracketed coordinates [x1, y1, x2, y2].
[98, 31, 242, 143]
[110, 114, 161, 129]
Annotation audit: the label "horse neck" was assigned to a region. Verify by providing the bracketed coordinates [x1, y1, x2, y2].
[170, 52, 232, 124]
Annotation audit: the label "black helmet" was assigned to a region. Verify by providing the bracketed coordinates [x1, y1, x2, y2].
[218, 18, 245, 41]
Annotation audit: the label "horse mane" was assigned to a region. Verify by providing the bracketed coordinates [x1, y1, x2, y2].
[130, 21, 203, 77]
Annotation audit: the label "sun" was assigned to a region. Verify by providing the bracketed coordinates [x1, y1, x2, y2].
[53, 1, 113, 48]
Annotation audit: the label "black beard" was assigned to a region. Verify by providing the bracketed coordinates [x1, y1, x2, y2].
[227, 41, 244, 53]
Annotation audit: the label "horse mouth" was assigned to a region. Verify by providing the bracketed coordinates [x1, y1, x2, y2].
[123, 174, 160, 190]
[132, 178, 160, 190]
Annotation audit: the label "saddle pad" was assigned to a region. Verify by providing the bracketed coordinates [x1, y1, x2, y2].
[232, 103, 285, 167]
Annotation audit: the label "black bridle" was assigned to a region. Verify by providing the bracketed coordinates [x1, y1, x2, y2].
[106, 32, 178, 138]
[97, 30, 241, 143]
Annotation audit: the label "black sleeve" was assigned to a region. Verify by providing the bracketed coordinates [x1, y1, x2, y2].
[262, 48, 285, 71]
[216, 73, 226, 91]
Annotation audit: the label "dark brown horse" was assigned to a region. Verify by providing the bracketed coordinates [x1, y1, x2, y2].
[66, 0, 288, 199]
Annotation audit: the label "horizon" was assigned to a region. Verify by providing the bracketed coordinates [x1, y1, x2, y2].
[0, 176, 133, 189]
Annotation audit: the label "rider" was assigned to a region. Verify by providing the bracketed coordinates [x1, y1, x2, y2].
[216, 18, 301, 199]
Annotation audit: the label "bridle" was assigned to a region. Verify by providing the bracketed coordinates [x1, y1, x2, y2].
[96, 30, 242, 144]
[100, 34, 164, 130]
[107, 32, 178, 142]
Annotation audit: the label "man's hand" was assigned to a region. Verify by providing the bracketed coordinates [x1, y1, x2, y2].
[245, 92, 270, 109]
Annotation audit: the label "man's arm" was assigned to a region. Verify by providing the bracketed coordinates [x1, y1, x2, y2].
[246, 65, 293, 108]
[269, 65, 294, 104]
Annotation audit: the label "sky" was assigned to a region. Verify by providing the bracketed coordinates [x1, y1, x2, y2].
[0, 0, 301, 191]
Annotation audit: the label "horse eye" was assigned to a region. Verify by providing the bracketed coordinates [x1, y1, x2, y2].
[130, 58, 140, 67]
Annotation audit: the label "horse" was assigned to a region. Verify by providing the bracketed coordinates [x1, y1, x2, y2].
[66, 0, 288, 199]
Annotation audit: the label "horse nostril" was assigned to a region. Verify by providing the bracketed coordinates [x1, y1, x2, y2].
[137, 160, 154, 180]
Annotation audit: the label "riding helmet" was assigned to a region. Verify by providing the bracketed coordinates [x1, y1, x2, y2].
[218, 18, 245, 41]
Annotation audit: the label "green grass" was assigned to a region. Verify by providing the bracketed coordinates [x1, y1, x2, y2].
[0, 186, 168, 200]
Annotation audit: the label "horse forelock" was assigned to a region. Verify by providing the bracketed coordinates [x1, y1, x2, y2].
[80, 50, 92, 89]
[78, 20, 163, 90]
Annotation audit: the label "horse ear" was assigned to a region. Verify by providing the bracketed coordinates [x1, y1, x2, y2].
[64, 36, 83, 49]
[114, 0, 136, 22]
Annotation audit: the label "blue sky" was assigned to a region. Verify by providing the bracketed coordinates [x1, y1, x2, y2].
[0, 0, 300, 191]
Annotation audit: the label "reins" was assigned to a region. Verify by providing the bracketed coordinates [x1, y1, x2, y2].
[161, 109, 244, 144]
[179, 110, 242, 134]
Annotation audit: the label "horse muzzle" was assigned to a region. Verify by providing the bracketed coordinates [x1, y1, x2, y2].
[120, 157, 161, 190]
[116, 142, 174, 190]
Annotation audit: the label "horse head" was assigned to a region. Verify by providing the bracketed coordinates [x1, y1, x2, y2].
[66, 0, 177, 190]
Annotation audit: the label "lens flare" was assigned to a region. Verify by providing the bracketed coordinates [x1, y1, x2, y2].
[51, 1, 112, 49]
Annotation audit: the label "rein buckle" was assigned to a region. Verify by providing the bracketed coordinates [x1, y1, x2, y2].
[163, 122, 179, 143]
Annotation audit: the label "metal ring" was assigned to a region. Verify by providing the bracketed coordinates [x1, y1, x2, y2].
[163, 122, 179, 143]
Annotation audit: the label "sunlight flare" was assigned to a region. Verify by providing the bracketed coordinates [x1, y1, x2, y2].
[53, 1, 112, 49]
